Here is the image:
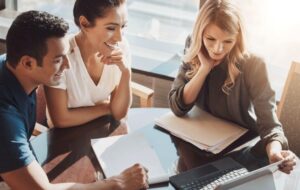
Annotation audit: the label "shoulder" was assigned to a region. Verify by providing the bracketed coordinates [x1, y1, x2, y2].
[0, 106, 24, 128]
[240, 53, 266, 72]
[63, 35, 82, 74]
[66, 34, 80, 60]
[67, 34, 77, 49]
[239, 54, 271, 92]
[238, 53, 268, 81]
[184, 35, 192, 52]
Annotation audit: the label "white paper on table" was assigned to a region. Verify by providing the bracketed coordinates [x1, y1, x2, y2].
[91, 132, 169, 184]
[272, 159, 300, 190]
[282, 159, 300, 190]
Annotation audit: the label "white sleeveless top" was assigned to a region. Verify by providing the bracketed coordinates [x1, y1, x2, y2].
[51, 34, 131, 108]
[46, 35, 131, 126]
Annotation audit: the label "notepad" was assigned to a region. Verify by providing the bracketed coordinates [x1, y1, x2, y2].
[91, 133, 169, 184]
[155, 107, 248, 154]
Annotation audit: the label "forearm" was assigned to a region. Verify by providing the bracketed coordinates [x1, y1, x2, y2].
[48, 179, 116, 190]
[51, 103, 111, 127]
[47, 182, 94, 190]
[4, 175, 116, 190]
[111, 69, 131, 120]
[183, 68, 209, 104]
[1, 161, 117, 190]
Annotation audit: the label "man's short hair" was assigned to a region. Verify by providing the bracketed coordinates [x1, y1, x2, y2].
[6, 10, 69, 68]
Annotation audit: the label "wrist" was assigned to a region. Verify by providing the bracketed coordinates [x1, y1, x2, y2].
[101, 178, 120, 190]
[120, 68, 131, 82]
[121, 67, 131, 76]
[106, 178, 123, 190]
[266, 141, 282, 156]
[197, 66, 210, 76]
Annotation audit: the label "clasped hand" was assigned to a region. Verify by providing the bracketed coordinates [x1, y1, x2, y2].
[268, 150, 298, 174]
[197, 51, 219, 73]
[100, 48, 129, 73]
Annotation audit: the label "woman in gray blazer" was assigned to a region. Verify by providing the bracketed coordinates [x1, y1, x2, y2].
[169, 0, 296, 173]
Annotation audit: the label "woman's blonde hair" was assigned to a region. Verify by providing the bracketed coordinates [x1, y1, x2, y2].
[183, 0, 246, 94]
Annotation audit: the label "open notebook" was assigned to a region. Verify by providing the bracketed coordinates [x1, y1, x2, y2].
[155, 107, 248, 154]
[91, 132, 169, 184]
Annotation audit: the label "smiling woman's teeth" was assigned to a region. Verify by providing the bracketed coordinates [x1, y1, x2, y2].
[105, 42, 118, 50]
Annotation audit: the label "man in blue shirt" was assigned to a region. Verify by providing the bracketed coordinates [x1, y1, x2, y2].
[0, 10, 148, 190]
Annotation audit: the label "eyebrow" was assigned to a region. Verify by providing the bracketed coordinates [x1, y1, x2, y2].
[205, 34, 235, 40]
[104, 21, 128, 26]
[54, 54, 65, 59]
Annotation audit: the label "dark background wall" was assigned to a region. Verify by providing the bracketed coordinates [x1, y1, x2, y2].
[0, 0, 5, 10]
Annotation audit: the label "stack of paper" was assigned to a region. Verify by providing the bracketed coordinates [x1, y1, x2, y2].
[91, 133, 169, 184]
[155, 107, 248, 154]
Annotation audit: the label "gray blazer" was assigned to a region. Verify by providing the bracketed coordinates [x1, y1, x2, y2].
[169, 38, 288, 157]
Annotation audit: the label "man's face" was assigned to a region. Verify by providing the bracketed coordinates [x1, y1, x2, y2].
[35, 37, 69, 86]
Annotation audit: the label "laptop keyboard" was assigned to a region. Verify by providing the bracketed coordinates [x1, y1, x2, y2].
[178, 167, 248, 190]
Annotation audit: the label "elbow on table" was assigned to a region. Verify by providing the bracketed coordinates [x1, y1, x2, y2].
[169, 102, 187, 117]
[171, 109, 187, 117]
[112, 109, 128, 121]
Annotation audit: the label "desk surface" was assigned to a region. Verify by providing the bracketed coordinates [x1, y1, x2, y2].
[30, 108, 264, 189]
[30, 108, 178, 189]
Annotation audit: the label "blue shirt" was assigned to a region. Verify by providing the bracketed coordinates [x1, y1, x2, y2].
[0, 54, 36, 173]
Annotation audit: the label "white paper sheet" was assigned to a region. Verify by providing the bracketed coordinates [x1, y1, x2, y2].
[91, 133, 169, 184]
[271, 159, 300, 190]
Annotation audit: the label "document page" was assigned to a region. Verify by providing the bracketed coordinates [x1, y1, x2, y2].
[91, 132, 169, 184]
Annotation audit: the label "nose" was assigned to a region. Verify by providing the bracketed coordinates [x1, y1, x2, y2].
[113, 27, 123, 42]
[61, 55, 70, 70]
[213, 42, 224, 53]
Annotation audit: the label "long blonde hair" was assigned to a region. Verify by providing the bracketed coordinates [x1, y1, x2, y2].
[183, 0, 246, 94]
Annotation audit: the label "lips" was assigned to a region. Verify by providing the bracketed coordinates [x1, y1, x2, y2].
[53, 72, 63, 80]
[210, 52, 224, 58]
[54, 72, 62, 77]
[212, 52, 223, 56]
[104, 42, 119, 50]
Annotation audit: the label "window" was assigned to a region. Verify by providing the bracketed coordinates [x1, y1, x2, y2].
[232, 0, 300, 99]
[13, 0, 300, 98]
[16, 0, 198, 79]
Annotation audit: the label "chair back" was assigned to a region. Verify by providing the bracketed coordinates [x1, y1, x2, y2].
[277, 61, 300, 157]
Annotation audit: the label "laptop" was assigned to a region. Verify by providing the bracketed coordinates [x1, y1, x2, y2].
[170, 157, 283, 190]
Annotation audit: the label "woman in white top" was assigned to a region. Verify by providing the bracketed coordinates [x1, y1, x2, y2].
[45, 0, 132, 127]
